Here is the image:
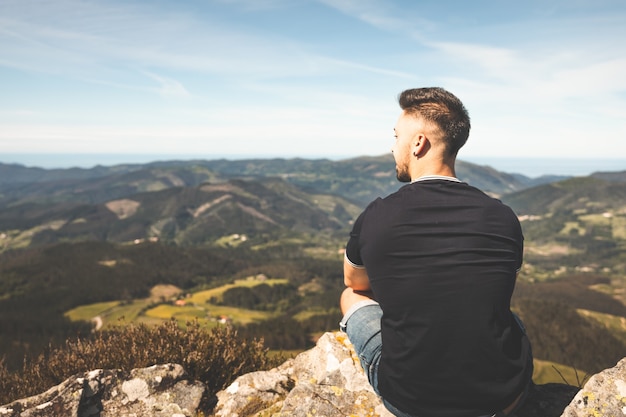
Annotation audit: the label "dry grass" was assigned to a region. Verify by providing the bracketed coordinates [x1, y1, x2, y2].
[0, 320, 281, 407]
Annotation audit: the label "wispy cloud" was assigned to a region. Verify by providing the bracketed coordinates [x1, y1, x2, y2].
[315, 0, 425, 32]
[428, 40, 626, 106]
[141, 71, 191, 98]
[0, 0, 410, 96]
[214, 0, 292, 11]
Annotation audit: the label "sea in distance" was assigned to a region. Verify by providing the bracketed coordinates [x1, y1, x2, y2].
[2, 153, 626, 179]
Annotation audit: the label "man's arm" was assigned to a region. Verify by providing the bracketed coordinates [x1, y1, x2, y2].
[343, 255, 371, 292]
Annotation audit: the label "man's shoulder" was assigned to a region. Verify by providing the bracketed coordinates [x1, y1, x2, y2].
[376, 180, 516, 214]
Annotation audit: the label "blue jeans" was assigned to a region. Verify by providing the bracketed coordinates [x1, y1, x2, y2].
[339, 301, 530, 417]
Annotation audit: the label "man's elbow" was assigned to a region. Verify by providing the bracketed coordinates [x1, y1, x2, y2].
[343, 271, 358, 288]
[343, 276, 355, 288]
[344, 276, 370, 292]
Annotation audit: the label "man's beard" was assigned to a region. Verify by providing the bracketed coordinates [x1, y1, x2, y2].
[396, 164, 411, 183]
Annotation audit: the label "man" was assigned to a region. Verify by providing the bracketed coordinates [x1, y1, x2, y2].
[340, 87, 533, 417]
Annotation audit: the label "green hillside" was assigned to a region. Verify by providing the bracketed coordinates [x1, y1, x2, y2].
[0, 177, 360, 251]
[502, 175, 626, 285]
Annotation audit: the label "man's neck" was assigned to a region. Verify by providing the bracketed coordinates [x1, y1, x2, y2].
[409, 160, 456, 181]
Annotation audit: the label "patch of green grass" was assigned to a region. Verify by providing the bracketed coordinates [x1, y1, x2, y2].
[587, 283, 617, 296]
[234, 277, 289, 287]
[579, 213, 611, 227]
[66, 300, 151, 329]
[188, 287, 232, 304]
[143, 300, 274, 326]
[144, 304, 206, 320]
[612, 215, 626, 240]
[1, 221, 67, 252]
[0, 229, 32, 252]
[143, 181, 170, 192]
[559, 221, 584, 236]
[189, 278, 288, 304]
[533, 359, 589, 386]
[144, 304, 185, 319]
[143, 304, 215, 327]
[214, 234, 249, 248]
[65, 301, 120, 321]
[103, 302, 148, 325]
[201, 304, 274, 324]
[250, 239, 306, 251]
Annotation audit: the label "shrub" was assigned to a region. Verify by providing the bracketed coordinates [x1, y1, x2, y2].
[237, 315, 312, 351]
[0, 319, 283, 407]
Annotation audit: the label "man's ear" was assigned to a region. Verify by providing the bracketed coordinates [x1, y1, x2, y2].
[412, 134, 428, 157]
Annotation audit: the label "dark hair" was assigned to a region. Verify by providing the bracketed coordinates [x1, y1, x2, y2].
[398, 87, 470, 157]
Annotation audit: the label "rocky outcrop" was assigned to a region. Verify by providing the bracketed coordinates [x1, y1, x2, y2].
[563, 357, 626, 417]
[213, 332, 393, 417]
[0, 364, 204, 417]
[213, 332, 584, 417]
[2, 332, 625, 417]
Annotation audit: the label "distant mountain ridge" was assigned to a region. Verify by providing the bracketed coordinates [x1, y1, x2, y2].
[0, 155, 570, 251]
[0, 155, 565, 207]
[503, 174, 626, 215]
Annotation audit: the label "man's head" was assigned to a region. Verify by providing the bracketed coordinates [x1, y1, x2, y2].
[392, 87, 470, 182]
[399, 87, 470, 158]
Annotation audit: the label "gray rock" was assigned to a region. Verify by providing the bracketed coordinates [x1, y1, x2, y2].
[561, 357, 626, 417]
[0, 364, 205, 417]
[213, 332, 393, 417]
[212, 360, 296, 416]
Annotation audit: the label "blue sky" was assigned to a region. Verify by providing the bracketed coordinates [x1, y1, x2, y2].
[1, 0, 625, 168]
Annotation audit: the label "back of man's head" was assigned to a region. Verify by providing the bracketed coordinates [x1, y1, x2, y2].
[398, 87, 471, 158]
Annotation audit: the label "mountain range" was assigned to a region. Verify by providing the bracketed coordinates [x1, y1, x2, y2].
[0, 155, 625, 377]
[0, 156, 570, 250]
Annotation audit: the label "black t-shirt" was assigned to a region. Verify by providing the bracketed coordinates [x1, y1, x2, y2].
[345, 178, 532, 417]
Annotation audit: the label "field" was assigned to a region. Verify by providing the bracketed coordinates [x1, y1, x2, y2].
[65, 277, 291, 329]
